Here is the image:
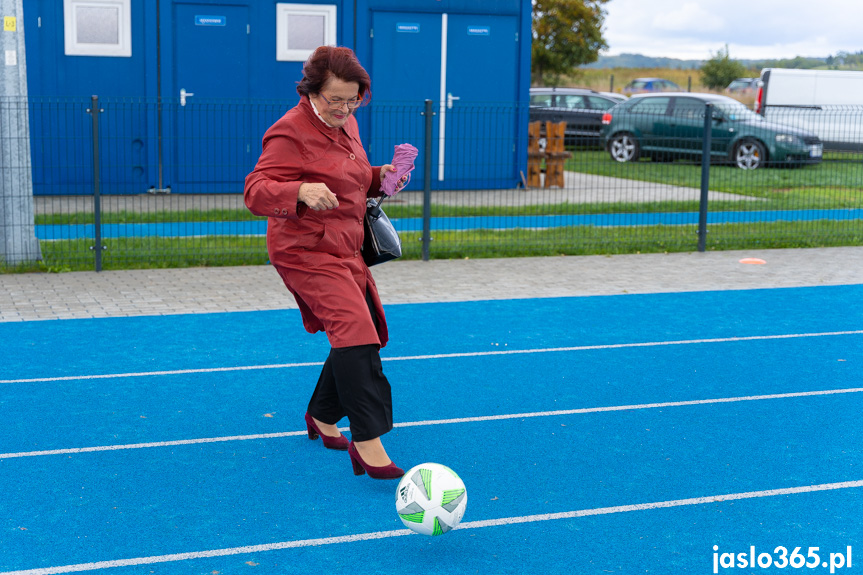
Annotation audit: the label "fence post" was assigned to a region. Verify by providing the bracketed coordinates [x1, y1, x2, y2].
[87, 95, 104, 271]
[0, 0, 42, 266]
[421, 99, 434, 261]
[697, 102, 712, 252]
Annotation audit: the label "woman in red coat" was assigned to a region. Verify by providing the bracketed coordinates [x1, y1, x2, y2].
[244, 46, 405, 480]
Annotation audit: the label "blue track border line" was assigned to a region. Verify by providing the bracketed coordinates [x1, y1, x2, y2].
[35, 209, 863, 239]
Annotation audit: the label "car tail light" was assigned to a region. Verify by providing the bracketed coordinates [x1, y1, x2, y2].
[601, 112, 612, 125]
[755, 85, 763, 114]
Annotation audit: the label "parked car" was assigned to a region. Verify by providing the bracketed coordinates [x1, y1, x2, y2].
[600, 93, 823, 169]
[529, 87, 627, 146]
[756, 68, 863, 151]
[725, 78, 760, 94]
[622, 78, 680, 95]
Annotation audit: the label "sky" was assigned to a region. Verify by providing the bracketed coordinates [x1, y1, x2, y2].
[602, 0, 863, 61]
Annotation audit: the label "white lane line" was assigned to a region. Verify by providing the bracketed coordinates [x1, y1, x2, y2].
[0, 361, 325, 384]
[456, 479, 863, 528]
[393, 386, 863, 428]
[4, 479, 861, 575]
[3, 386, 861, 460]
[0, 431, 307, 459]
[2, 329, 861, 385]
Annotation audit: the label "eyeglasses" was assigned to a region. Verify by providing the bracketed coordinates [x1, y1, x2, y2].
[318, 93, 361, 110]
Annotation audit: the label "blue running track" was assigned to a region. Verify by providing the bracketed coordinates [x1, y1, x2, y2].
[1, 285, 861, 574]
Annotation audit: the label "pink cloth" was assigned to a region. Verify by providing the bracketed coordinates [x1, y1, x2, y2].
[380, 143, 418, 197]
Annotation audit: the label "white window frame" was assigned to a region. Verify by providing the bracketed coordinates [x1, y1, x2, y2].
[63, 0, 132, 57]
[276, 3, 336, 62]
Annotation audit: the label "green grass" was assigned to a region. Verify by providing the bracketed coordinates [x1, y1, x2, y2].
[33, 153, 862, 227]
[36, 208, 265, 226]
[398, 221, 863, 259]
[2, 236, 271, 273]
[8, 151, 862, 273]
[6, 219, 863, 273]
[567, 151, 863, 207]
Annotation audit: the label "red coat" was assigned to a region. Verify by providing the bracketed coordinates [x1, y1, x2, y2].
[244, 97, 388, 348]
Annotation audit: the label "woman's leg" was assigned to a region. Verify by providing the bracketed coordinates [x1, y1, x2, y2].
[308, 344, 394, 465]
[330, 344, 394, 466]
[305, 286, 396, 466]
[328, 344, 392, 431]
[306, 354, 345, 437]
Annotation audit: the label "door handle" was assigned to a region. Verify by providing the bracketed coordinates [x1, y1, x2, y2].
[447, 92, 460, 109]
[180, 88, 195, 107]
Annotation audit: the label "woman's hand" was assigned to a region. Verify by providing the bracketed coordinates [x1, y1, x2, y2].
[298, 182, 339, 211]
[380, 164, 409, 194]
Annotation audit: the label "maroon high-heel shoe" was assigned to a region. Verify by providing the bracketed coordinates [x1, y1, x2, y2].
[348, 441, 404, 479]
[304, 413, 349, 451]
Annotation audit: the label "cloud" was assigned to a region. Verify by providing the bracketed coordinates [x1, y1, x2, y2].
[602, 0, 863, 60]
[651, 2, 724, 33]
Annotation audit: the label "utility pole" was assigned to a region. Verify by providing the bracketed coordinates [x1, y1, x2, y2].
[1, 0, 42, 265]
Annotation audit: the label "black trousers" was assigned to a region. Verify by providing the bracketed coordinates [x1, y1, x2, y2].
[306, 291, 393, 442]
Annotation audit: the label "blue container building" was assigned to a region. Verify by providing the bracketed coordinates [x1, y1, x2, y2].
[22, 0, 532, 195]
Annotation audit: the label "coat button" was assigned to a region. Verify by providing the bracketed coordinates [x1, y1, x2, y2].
[274, 208, 280, 215]
[349, 153, 356, 160]
[281, 208, 289, 215]
[354, 250, 359, 257]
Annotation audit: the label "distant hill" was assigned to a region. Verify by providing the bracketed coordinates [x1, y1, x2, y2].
[581, 53, 844, 71]
[582, 53, 704, 69]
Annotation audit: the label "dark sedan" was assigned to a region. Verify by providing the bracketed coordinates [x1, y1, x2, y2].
[529, 87, 626, 146]
[600, 93, 823, 169]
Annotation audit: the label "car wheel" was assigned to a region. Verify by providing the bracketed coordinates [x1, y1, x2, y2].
[734, 139, 766, 169]
[609, 133, 640, 163]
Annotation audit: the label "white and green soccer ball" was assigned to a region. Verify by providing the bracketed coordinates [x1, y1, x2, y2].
[395, 463, 467, 536]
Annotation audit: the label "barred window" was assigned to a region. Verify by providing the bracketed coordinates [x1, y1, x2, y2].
[63, 0, 131, 57]
[276, 4, 336, 62]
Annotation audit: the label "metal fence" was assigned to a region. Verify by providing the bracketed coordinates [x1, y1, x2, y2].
[2, 96, 862, 272]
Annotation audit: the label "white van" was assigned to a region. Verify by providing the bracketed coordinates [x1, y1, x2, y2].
[756, 68, 863, 151]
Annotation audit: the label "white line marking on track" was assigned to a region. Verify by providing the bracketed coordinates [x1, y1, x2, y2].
[2, 386, 861, 460]
[3, 479, 861, 575]
[0, 431, 307, 459]
[0, 361, 325, 384]
[2, 330, 861, 385]
[393, 386, 863, 428]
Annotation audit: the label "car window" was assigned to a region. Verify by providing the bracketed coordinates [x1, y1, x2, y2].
[558, 95, 586, 109]
[714, 100, 761, 122]
[630, 97, 670, 115]
[672, 98, 706, 119]
[530, 94, 553, 107]
[661, 80, 679, 90]
[628, 81, 647, 90]
[587, 96, 616, 110]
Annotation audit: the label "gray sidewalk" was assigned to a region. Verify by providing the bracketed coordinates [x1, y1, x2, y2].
[2, 246, 863, 322]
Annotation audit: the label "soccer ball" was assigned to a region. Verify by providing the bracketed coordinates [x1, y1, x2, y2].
[395, 463, 467, 536]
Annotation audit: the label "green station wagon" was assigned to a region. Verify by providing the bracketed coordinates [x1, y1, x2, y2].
[600, 93, 823, 169]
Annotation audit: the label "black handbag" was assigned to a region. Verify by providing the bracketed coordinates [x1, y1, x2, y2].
[362, 196, 402, 266]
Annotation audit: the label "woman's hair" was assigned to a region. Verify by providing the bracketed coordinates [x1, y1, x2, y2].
[296, 46, 371, 103]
